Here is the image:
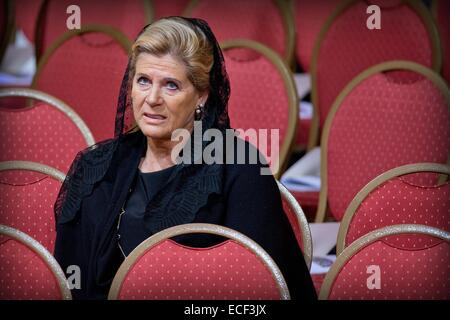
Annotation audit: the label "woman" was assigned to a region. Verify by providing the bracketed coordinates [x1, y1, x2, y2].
[54, 17, 316, 300]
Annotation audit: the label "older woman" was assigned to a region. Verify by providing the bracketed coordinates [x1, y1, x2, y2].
[54, 17, 316, 300]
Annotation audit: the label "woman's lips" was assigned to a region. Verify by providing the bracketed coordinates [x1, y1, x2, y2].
[143, 113, 167, 124]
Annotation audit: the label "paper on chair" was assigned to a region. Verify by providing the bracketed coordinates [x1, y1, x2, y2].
[280, 147, 321, 191]
[309, 222, 340, 257]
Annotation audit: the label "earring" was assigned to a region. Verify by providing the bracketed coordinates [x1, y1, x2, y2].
[195, 104, 204, 120]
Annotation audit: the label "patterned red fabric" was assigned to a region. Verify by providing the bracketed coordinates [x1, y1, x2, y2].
[311, 273, 326, 295]
[436, 0, 450, 84]
[327, 72, 449, 221]
[34, 32, 129, 141]
[281, 198, 304, 252]
[189, 0, 287, 61]
[225, 52, 290, 172]
[0, 236, 62, 300]
[316, 0, 434, 132]
[346, 176, 450, 250]
[0, 175, 61, 253]
[152, 0, 191, 20]
[117, 239, 282, 300]
[38, 0, 147, 55]
[328, 237, 449, 300]
[14, 0, 43, 42]
[295, 117, 311, 148]
[294, 0, 341, 72]
[0, 102, 87, 182]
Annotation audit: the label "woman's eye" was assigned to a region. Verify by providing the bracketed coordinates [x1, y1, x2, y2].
[166, 81, 179, 90]
[137, 77, 150, 85]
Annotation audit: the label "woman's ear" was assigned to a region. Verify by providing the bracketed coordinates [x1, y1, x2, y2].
[199, 90, 209, 106]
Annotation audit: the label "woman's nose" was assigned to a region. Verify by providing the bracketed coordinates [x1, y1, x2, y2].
[145, 87, 163, 106]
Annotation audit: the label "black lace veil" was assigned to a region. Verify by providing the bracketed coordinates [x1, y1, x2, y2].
[55, 17, 231, 223]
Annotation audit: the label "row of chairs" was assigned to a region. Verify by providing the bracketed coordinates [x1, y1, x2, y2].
[0, 158, 312, 299]
[2, 1, 449, 149]
[0, 162, 450, 299]
[2, 56, 449, 224]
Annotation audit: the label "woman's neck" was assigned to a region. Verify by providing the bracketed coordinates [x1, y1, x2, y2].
[139, 138, 177, 173]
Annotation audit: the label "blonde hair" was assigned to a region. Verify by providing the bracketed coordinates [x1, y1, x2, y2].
[129, 17, 213, 92]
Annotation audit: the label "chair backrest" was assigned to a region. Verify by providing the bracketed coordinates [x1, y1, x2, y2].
[185, 0, 295, 66]
[293, 0, 341, 72]
[308, 0, 441, 149]
[108, 223, 290, 300]
[0, 0, 14, 62]
[320, 224, 450, 300]
[35, 0, 150, 59]
[0, 161, 65, 253]
[432, 0, 450, 84]
[0, 224, 71, 300]
[316, 61, 450, 222]
[32, 25, 131, 142]
[277, 181, 312, 269]
[221, 39, 298, 178]
[149, 0, 191, 21]
[0, 88, 94, 181]
[337, 163, 450, 254]
[13, 0, 44, 43]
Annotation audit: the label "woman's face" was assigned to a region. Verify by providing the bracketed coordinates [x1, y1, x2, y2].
[131, 53, 207, 141]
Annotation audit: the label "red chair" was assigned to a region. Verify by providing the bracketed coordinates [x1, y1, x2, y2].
[0, 224, 71, 300]
[0, 88, 94, 182]
[185, 0, 295, 66]
[293, 0, 341, 72]
[13, 0, 44, 43]
[108, 223, 290, 300]
[433, 0, 450, 84]
[35, 0, 150, 59]
[150, 0, 191, 20]
[308, 0, 441, 149]
[277, 181, 312, 269]
[221, 39, 298, 178]
[0, 0, 14, 62]
[320, 224, 450, 300]
[316, 61, 450, 222]
[337, 163, 450, 254]
[32, 26, 131, 142]
[0, 161, 65, 253]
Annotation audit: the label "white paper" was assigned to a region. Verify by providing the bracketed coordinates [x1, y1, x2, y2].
[310, 255, 337, 274]
[280, 147, 321, 191]
[309, 222, 340, 257]
[294, 72, 311, 100]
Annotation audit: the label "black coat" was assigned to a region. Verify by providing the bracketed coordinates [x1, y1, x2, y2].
[54, 131, 317, 300]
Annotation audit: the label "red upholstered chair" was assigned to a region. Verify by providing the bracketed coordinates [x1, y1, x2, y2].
[35, 0, 150, 59]
[432, 0, 450, 84]
[32, 26, 131, 141]
[337, 163, 450, 254]
[319, 224, 450, 300]
[221, 39, 298, 178]
[308, 0, 441, 149]
[277, 181, 312, 269]
[13, 0, 44, 43]
[293, 0, 341, 72]
[316, 61, 450, 222]
[0, 0, 14, 62]
[0, 88, 94, 183]
[0, 224, 71, 300]
[0, 161, 65, 253]
[108, 223, 290, 300]
[150, 0, 191, 20]
[185, 0, 295, 66]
